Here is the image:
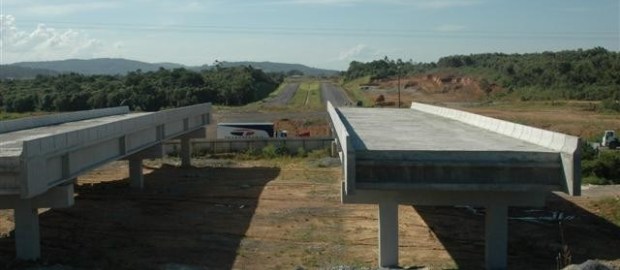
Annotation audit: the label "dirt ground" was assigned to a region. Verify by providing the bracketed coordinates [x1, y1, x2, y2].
[1, 158, 619, 269]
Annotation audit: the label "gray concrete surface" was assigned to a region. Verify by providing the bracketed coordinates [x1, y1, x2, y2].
[321, 82, 352, 106]
[327, 101, 581, 269]
[265, 82, 299, 105]
[0, 106, 129, 134]
[0, 103, 211, 260]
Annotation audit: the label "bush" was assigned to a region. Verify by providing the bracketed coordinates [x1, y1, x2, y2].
[581, 141, 598, 160]
[601, 98, 620, 112]
[237, 147, 261, 160]
[261, 144, 278, 159]
[583, 175, 610, 185]
[296, 147, 307, 157]
[275, 144, 290, 156]
[582, 151, 620, 185]
[308, 148, 330, 160]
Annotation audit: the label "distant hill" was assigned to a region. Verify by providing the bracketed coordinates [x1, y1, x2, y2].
[11, 58, 185, 76]
[7, 58, 340, 77]
[203, 61, 340, 76]
[0, 65, 59, 79]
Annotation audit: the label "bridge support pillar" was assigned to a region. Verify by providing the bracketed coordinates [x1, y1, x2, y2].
[1, 183, 75, 260]
[378, 201, 399, 268]
[180, 137, 191, 168]
[15, 199, 40, 260]
[129, 158, 144, 189]
[485, 204, 508, 270]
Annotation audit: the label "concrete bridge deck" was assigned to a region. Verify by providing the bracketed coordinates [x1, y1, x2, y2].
[327, 101, 580, 269]
[0, 103, 211, 260]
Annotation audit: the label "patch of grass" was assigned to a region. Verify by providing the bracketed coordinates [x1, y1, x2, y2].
[289, 81, 322, 110]
[464, 101, 620, 138]
[590, 197, 620, 226]
[0, 111, 50, 120]
[341, 76, 373, 107]
[307, 148, 330, 160]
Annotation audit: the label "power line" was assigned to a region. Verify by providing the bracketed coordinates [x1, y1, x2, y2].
[14, 19, 618, 41]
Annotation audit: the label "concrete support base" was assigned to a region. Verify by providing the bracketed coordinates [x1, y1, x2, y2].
[3, 183, 75, 260]
[129, 158, 144, 189]
[485, 205, 508, 270]
[378, 201, 399, 268]
[180, 137, 191, 168]
[14, 199, 40, 260]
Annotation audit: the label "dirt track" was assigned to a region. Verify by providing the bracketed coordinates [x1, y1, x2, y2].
[1, 158, 619, 269]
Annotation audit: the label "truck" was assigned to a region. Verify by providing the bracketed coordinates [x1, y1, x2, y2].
[601, 130, 619, 150]
[217, 122, 287, 139]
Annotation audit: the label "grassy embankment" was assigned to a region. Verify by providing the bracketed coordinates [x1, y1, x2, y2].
[289, 81, 322, 111]
[340, 76, 373, 107]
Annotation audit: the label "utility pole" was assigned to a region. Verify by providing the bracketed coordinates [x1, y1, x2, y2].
[397, 65, 401, 108]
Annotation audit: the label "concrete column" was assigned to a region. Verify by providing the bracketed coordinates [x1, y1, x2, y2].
[180, 137, 191, 168]
[331, 141, 337, 157]
[378, 201, 399, 268]
[14, 199, 40, 260]
[485, 205, 508, 270]
[129, 158, 144, 189]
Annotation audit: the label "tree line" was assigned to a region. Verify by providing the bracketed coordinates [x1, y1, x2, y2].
[343, 47, 620, 102]
[0, 66, 283, 113]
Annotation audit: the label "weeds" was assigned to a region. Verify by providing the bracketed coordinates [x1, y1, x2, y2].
[556, 221, 572, 270]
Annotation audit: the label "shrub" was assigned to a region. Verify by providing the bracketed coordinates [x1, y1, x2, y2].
[308, 148, 330, 160]
[275, 144, 290, 156]
[238, 147, 261, 160]
[581, 151, 620, 185]
[583, 175, 610, 185]
[262, 144, 278, 159]
[296, 147, 307, 157]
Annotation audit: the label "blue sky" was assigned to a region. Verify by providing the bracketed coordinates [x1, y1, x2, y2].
[1, 0, 618, 70]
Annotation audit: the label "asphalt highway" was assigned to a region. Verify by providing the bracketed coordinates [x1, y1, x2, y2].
[320, 82, 352, 106]
[265, 83, 299, 105]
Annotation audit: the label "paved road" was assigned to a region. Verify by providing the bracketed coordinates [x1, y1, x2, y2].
[265, 83, 299, 105]
[320, 82, 352, 106]
[214, 111, 327, 123]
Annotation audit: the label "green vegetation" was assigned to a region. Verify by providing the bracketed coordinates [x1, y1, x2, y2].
[340, 76, 373, 107]
[0, 66, 281, 113]
[344, 57, 435, 81]
[233, 144, 328, 160]
[344, 48, 620, 107]
[582, 145, 620, 185]
[290, 81, 322, 110]
[0, 111, 50, 121]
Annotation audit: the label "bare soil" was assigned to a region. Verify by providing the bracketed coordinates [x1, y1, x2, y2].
[1, 159, 619, 269]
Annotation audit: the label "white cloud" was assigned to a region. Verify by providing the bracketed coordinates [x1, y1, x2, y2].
[337, 44, 380, 61]
[0, 15, 118, 63]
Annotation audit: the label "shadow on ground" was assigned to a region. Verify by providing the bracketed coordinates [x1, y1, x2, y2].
[414, 193, 620, 269]
[0, 164, 280, 269]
